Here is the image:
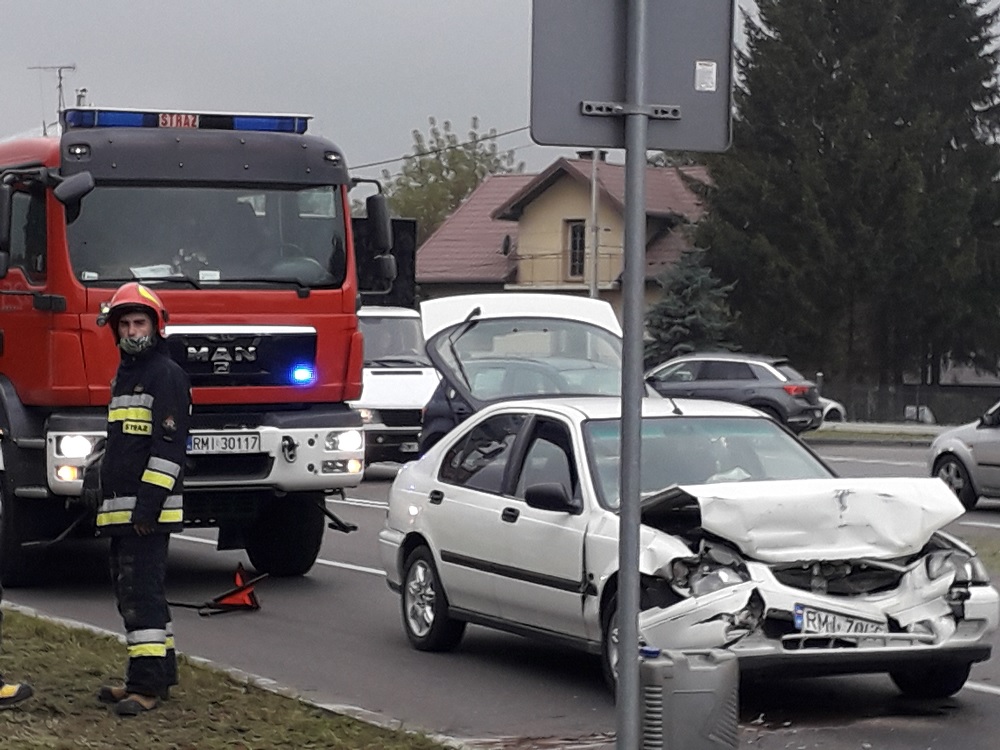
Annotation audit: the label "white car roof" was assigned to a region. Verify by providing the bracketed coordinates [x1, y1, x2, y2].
[357, 306, 420, 319]
[420, 293, 623, 340]
[471, 396, 767, 423]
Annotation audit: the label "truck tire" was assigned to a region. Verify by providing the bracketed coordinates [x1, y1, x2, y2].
[245, 491, 325, 577]
[0, 478, 35, 587]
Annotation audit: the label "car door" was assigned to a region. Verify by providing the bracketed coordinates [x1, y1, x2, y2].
[967, 417, 1000, 495]
[646, 359, 702, 397]
[427, 412, 527, 618]
[490, 415, 591, 639]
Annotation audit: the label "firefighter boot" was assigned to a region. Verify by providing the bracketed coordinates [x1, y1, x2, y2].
[113, 693, 160, 716]
[0, 679, 33, 708]
[98, 684, 169, 704]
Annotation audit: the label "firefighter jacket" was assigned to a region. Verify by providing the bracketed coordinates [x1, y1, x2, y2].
[97, 339, 191, 535]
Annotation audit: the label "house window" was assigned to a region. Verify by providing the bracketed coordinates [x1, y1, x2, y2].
[566, 220, 586, 278]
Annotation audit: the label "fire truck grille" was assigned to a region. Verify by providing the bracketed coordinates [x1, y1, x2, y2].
[166, 331, 317, 387]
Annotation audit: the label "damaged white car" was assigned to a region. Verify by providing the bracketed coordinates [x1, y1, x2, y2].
[378, 396, 999, 696]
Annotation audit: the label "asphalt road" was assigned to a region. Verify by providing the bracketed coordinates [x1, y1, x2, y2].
[6, 446, 1000, 749]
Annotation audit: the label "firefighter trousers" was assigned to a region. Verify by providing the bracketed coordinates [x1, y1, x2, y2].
[109, 534, 177, 697]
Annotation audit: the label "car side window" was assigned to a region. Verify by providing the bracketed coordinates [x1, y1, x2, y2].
[513, 419, 579, 502]
[655, 361, 700, 383]
[438, 414, 526, 493]
[699, 361, 755, 380]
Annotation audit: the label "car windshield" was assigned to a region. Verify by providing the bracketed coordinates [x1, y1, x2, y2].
[583, 416, 834, 510]
[430, 317, 622, 400]
[66, 184, 347, 288]
[359, 316, 431, 366]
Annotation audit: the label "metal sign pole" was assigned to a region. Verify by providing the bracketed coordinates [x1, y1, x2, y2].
[616, 2, 649, 747]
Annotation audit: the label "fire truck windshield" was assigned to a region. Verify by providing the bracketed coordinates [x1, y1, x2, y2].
[65, 184, 348, 288]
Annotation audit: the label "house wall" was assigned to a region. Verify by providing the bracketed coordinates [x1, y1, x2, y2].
[514, 176, 624, 287]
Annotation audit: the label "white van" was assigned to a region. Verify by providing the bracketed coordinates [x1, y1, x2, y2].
[351, 306, 440, 465]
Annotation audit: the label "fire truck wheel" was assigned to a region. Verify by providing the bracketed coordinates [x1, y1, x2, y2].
[245, 491, 325, 577]
[0, 479, 35, 587]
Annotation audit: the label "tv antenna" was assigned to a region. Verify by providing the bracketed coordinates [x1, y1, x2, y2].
[28, 63, 76, 134]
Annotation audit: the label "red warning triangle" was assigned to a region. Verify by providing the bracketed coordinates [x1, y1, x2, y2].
[202, 563, 268, 615]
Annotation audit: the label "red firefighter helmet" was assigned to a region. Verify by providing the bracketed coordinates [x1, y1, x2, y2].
[99, 282, 170, 339]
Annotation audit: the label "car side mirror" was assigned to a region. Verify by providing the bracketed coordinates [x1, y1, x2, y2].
[524, 483, 580, 514]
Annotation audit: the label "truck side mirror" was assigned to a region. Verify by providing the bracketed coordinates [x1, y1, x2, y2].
[365, 193, 393, 253]
[53, 171, 95, 205]
[0, 182, 12, 271]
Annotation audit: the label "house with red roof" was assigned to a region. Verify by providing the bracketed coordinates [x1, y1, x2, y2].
[415, 152, 708, 318]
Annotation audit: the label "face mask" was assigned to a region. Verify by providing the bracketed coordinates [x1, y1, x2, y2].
[119, 335, 154, 355]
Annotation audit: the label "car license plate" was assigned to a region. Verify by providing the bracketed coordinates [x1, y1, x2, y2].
[187, 433, 261, 454]
[794, 604, 886, 635]
[400, 442, 419, 453]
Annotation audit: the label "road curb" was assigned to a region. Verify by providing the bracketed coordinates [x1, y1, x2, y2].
[1, 601, 470, 750]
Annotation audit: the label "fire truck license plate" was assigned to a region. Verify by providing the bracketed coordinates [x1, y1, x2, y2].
[187, 433, 261, 454]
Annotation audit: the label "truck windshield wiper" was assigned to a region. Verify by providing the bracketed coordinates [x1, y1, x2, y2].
[87, 275, 201, 289]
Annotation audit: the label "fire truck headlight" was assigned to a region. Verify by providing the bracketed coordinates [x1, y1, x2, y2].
[58, 435, 95, 458]
[357, 408, 377, 424]
[325, 429, 363, 452]
[56, 465, 81, 482]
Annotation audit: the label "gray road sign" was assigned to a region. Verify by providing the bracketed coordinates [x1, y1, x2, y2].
[531, 0, 735, 152]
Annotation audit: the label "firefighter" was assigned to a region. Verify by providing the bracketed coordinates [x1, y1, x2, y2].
[95, 282, 191, 716]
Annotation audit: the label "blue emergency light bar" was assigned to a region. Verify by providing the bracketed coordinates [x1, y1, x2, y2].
[61, 108, 310, 135]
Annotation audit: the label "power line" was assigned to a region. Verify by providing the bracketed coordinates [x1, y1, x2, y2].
[352, 125, 531, 170]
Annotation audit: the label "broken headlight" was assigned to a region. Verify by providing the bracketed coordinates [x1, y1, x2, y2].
[666, 542, 751, 597]
[926, 550, 991, 585]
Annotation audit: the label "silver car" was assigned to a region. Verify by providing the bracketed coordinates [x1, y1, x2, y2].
[379, 396, 998, 696]
[929, 398, 1000, 510]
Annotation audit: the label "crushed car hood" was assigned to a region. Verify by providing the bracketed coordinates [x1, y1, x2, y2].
[642, 477, 965, 563]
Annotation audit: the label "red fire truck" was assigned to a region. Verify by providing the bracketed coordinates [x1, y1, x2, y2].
[0, 107, 395, 585]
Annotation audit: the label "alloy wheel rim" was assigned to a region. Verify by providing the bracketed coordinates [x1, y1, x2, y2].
[405, 560, 435, 637]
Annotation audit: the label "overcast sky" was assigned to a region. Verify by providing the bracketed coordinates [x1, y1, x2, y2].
[1, 0, 593, 180]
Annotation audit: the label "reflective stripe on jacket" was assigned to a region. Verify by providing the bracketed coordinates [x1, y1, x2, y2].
[99, 340, 191, 536]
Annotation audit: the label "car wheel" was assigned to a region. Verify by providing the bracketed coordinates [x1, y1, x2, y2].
[934, 455, 978, 510]
[890, 662, 971, 699]
[824, 408, 844, 422]
[401, 546, 466, 652]
[601, 592, 618, 694]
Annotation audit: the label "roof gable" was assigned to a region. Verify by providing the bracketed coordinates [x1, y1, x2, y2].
[492, 158, 707, 222]
[416, 173, 536, 283]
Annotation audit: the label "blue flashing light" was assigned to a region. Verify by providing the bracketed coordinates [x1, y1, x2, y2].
[61, 108, 310, 134]
[233, 116, 308, 134]
[290, 364, 316, 385]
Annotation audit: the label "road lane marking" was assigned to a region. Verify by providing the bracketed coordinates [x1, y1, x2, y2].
[331, 497, 387, 509]
[960, 521, 1000, 530]
[966, 681, 1000, 697]
[313, 558, 385, 576]
[173, 533, 386, 576]
[819, 456, 924, 467]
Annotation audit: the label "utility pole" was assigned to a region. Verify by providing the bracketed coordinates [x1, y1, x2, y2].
[588, 150, 601, 298]
[28, 63, 76, 134]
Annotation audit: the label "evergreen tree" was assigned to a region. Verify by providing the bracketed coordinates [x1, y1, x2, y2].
[644, 248, 738, 368]
[382, 117, 524, 246]
[698, 0, 1000, 385]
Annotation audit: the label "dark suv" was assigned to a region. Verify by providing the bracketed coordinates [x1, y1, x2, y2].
[644, 353, 822, 433]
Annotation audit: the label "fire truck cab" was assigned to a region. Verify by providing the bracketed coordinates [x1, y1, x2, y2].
[0, 107, 393, 585]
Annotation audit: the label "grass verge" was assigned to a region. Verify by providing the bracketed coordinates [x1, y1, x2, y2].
[0, 608, 449, 750]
